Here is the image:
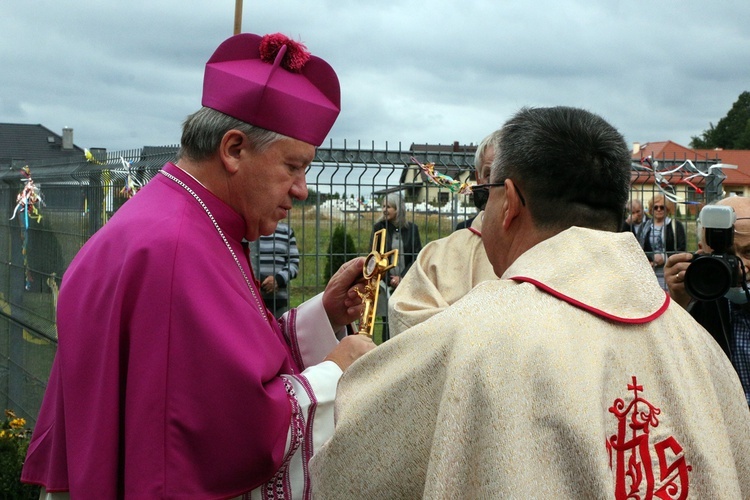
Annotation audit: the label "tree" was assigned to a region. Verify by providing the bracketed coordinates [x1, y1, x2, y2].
[324, 224, 358, 282]
[691, 91, 750, 149]
[293, 187, 319, 206]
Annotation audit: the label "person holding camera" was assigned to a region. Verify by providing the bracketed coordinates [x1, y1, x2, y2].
[665, 195, 750, 406]
[639, 194, 686, 290]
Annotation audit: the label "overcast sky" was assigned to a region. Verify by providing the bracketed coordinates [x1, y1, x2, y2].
[3, 1, 749, 153]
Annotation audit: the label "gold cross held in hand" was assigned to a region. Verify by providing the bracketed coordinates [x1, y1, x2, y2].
[357, 228, 398, 338]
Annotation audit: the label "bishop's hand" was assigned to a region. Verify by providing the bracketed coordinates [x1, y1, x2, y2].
[322, 257, 366, 332]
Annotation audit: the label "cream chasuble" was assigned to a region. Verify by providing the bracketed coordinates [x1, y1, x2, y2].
[389, 212, 497, 337]
[311, 227, 750, 499]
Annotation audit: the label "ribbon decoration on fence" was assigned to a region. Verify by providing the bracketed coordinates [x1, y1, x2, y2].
[638, 156, 738, 204]
[119, 156, 141, 198]
[10, 166, 44, 290]
[10, 166, 43, 223]
[85, 148, 105, 165]
[412, 156, 473, 195]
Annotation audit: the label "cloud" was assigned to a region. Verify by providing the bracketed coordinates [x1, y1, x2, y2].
[2, 0, 749, 151]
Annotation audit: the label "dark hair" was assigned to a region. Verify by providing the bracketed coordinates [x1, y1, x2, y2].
[493, 106, 630, 232]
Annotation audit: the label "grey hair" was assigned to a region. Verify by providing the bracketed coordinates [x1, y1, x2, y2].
[379, 192, 408, 228]
[177, 107, 287, 162]
[626, 199, 643, 211]
[474, 132, 496, 170]
[473, 130, 502, 180]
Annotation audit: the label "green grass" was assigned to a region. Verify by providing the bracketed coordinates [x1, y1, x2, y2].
[286, 206, 458, 344]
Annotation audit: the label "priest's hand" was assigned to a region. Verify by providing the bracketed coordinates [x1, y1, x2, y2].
[324, 334, 375, 371]
[664, 252, 694, 309]
[323, 257, 366, 332]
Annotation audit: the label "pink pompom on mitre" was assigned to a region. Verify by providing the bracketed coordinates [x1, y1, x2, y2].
[259, 33, 311, 73]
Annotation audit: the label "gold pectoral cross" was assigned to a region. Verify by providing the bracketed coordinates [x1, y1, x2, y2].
[357, 228, 398, 338]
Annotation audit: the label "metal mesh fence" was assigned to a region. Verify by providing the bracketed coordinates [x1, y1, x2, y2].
[0, 144, 725, 425]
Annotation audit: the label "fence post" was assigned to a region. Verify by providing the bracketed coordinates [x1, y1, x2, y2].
[8, 217, 26, 413]
[87, 169, 104, 238]
[705, 167, 725, 204]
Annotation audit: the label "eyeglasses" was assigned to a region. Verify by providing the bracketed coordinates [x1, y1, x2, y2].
[736, 217, 750, 235]
[653, 205, 666, 210]
[471, 180, 526, 206]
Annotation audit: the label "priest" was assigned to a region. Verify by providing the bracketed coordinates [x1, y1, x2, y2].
[388, 131, 499, 336]
[311, 106, 750, 498]
[22, 33, 374, 498]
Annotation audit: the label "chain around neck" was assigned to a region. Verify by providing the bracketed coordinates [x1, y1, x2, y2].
[159, 169, 266, 316]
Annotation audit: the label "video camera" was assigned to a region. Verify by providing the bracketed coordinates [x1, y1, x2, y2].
[684, 205, 743, 301]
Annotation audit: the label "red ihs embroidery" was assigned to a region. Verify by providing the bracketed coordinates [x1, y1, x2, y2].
[606, 376, 692, 499]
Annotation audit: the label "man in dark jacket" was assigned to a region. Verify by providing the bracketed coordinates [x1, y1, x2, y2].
[621, 198, 647, 238]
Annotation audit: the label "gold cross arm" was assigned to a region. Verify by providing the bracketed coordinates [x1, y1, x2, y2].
[356, 228, 398, 338]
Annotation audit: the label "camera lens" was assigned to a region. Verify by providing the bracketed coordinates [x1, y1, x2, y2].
[684, 255, 735, 301]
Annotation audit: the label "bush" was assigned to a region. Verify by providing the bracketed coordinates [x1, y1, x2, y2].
[0, 410, 40, 499]
[324, 224, 358, 282]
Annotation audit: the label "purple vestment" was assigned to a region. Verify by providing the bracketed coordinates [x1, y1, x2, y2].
[22, 163, 338, 498]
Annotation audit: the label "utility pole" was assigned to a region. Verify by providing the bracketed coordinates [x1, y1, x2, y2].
[234, 0, 243, 35]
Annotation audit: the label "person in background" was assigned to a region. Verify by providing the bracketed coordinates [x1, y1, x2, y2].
[664, 195, 750, 406]
[252, 221, 300, 317]
[21, 32, 374, 498]
[311, 106, 750, 498]
[622, 198, 647, 239]
[369, 192, 422, 341]
[455, 134, 495, 231]
[639, 193, 686, 289]
[389, 131, 499, 336]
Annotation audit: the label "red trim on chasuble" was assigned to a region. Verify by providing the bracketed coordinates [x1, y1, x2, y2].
[281, 308, 305, 370]
[468, 227, 481, 237]
[607, 376, 692, 499]
[509, 276, 670, 324]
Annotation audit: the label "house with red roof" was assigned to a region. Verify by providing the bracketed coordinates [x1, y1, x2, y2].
[692, 148, 750, 197]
